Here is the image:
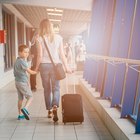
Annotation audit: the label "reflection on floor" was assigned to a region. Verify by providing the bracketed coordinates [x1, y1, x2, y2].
[0, 72, 114, 140]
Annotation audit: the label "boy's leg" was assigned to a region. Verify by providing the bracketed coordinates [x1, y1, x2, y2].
[24, 97, 33, 109]
[15, 81, 33, 120]
[21, 96, 32, 120]
[18, 100, 23, 115]
[17, 100, 25, 120]
[15, 81, 25, 120]
[21, 83, 33, 120]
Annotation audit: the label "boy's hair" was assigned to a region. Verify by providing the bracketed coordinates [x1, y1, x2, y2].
[18, 44, 28, 52]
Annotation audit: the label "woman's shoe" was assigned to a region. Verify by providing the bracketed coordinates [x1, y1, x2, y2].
[53, 107, 58, 122]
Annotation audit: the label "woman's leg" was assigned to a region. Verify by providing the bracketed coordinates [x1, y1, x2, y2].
[51, 70, 60, 122]
[51, 70, 60, 107]
[40, 64, 52, 110]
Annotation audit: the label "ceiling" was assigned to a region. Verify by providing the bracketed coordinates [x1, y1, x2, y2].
[1, 0, 92, 39]
[13, 4, 92, 38]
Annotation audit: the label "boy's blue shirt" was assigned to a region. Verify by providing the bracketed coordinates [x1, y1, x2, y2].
[14, 57, 29, 83]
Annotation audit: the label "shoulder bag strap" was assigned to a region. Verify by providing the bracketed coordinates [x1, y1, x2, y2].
[43, 37, 56, 67]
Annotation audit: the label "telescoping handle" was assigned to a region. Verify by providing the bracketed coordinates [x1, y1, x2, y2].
[66, 72, 76, 94]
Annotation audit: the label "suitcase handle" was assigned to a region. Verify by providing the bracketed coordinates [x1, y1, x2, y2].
[66, 72, 76, 94]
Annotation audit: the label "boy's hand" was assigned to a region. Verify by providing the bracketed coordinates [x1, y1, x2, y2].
[27, 68, 37, 75]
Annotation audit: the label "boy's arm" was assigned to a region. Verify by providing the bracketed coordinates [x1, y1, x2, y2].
[26, 68, 37, 75]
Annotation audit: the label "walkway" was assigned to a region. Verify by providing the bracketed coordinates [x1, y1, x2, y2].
[0, 72, 114, 140]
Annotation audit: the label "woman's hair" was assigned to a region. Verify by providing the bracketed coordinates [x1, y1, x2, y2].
[39, 18, 54, 43]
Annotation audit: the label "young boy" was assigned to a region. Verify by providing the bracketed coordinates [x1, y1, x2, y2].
[14, 44, 37, 120]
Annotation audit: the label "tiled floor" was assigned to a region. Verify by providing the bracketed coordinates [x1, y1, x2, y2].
[0, 72, 114, 140]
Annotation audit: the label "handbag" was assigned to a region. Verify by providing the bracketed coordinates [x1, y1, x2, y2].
[43, 38, 66, 80]
[54, 63, 66, 80]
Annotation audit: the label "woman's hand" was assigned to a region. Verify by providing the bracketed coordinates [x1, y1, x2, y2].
[65, 66, 73, 74]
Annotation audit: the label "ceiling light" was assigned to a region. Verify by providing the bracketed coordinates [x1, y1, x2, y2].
[54, 8, 63, 13]
[46, 8, 63, 13]
[46, 8, 54, 12]
[49, 19, 61, 22]
[48, 13, 63, 16]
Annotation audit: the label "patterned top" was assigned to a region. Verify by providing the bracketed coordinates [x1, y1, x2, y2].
[14, 57, 29, 83]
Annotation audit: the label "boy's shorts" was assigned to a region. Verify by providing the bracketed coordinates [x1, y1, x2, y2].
[15, 81, 33, 100]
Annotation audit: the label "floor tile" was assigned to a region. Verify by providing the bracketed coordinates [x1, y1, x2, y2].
[0, 72, 114, 140]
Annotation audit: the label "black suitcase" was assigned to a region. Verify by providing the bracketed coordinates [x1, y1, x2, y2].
[61, 94, 84, 124]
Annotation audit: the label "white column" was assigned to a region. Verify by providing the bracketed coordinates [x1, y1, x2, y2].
[12, 15, 18, 58]
[23, 23, 26, 45]
[0, 4, 4, 72]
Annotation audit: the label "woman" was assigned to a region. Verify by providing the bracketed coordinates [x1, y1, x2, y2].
[29, 30, 39, 92]
[35, 18, 72, 122]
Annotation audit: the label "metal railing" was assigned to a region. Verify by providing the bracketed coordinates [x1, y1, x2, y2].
[84, 53, 140, 133]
